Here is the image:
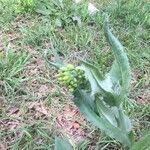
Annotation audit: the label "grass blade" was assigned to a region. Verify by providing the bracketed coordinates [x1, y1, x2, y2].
[131, 133, 150, 150]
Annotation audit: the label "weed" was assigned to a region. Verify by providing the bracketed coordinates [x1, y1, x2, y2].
[0, 49, 29, 99]
[0, 0, 149, 149]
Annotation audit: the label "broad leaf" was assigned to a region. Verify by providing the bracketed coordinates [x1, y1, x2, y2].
[104, 16, 131, 95]
[96, 99, 118, 127]
[117, 108, 132, 132]
[82, 61, 119, 106]
[81, 61, 103, 80]
[108, 61, 122, 84]
[79, 90, 95, 110]
[73, 90, 131, 148]
[82, 64, 100, 96]
[96, 98, 131, 132]
[54, 137, 73, 150]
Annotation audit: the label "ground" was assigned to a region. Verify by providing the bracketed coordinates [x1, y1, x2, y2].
[0, 0, 150, 149]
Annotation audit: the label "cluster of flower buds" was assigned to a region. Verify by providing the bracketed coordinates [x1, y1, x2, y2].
[57, 64, 85, 93]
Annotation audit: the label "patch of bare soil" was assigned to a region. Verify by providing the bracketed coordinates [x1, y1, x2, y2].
[26, 101, 51, 119]
[56, 105, 87, 144]
[131, 70, 150, 105]
[135, 89, 150, 105]
[0, 142, 6, 150]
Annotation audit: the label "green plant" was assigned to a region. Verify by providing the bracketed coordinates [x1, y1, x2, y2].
[0, 49, 29, 97]
[57, 64, 85, 92]
[14, 0, 36, 13]
[35, 0, 89, 28]
[47, 16, 133, 149]
[72, 16, 133, 148]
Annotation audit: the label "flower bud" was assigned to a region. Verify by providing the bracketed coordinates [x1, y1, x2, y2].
[69, 88, 74, 93]
[73, 83, 78, 87]
[63, 76, 70, 81]
[66, 64, 74, 70]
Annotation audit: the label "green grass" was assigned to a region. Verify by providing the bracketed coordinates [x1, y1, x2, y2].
[0, 50, 29, 100]
[0, 0, 149, 149]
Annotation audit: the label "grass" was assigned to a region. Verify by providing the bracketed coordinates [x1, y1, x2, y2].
[0, 50, 29, 100]
[0, 0, 149, 149]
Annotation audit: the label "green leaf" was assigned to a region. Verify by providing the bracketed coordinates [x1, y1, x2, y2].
[54, 137, 73, 150]
[77, 140, 90, 150]
[82, 61, 103, 80]
[117, 108, 132, 132]
[82, 61, 110, 94]
[103, 15, 131, 95]
[73, 90, 131, 148]
[82, 61, 120, 106]
[96, 96, 131, 132]
[108, 61, 122, 84]
[82, 61, 102, 96]
[96, 99, 118, 127]
[78, 90, 95, 110]
[131, 133, 150, 150]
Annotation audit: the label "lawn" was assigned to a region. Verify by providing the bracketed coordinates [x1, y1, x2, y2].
[0, 0, 149, 149]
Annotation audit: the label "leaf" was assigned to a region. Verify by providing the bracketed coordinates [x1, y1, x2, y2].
[103, 15, 131, 95]
[96, 99, 118, 127]
[44, 36, 64, 69]
[82, 60, 113, 94]
[108, 61, 122, 84]
[54, 137, 73, 150]
[82, 62, 101, 96]
[131, 133, 150, 150]
[82, 61, 103, 80]
[96, 98, 132, 132]
[82, 61, 120, 106]
[77, 89, 95, 110]
[82, 61, 107, 95]
[73, 90, 131, 148]
[117, 108, 132, 132]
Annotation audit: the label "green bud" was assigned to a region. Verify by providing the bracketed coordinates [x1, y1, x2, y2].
[69, 88, 74, 92]
[72, 69, 77, 73]
[68, 85, 72, 89]
[78, 75, 82, 79]
[62, 71, 70, 76]
[63, 76, 70, 81]
[66, 64, 74, 70]
[73, 83, 78, 87]
[70, 81, 75, 85]
[73, 78, 77, 82]
[76, 66, 81, 70]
